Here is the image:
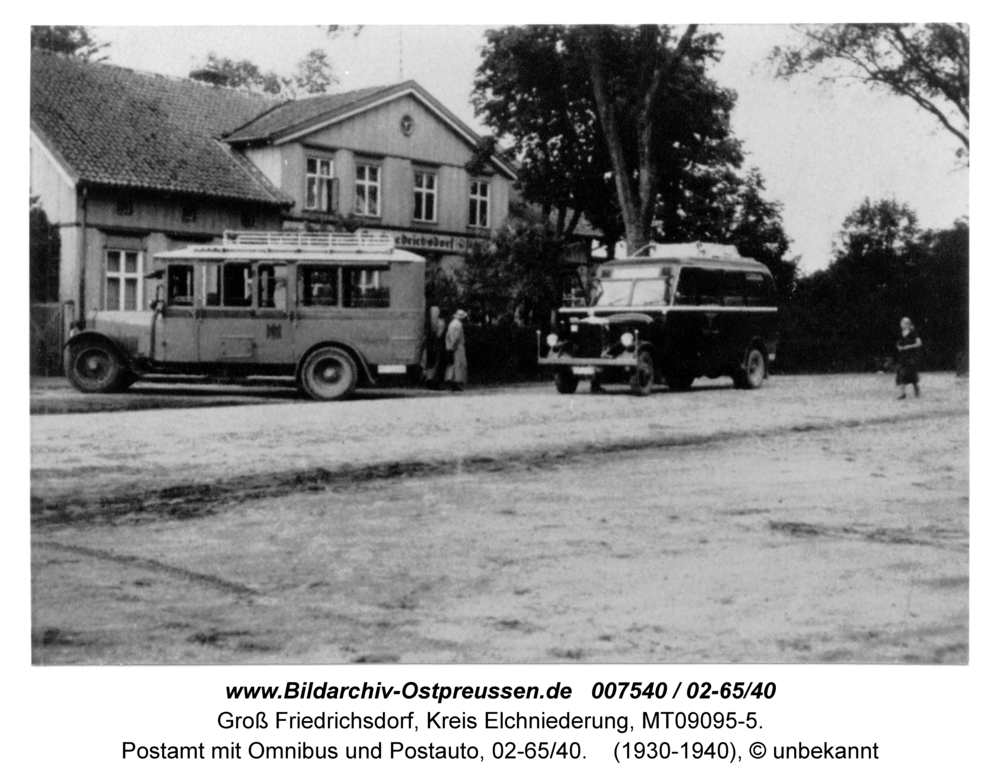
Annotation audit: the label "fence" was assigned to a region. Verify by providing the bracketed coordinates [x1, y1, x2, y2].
[30, 302, 70, 376]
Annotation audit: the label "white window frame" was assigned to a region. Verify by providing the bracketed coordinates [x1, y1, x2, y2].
[355, 163, 381, 217]
[413, 170, 437, 222]
[469, 180, 490, 228]
[306, 157, 336, 213]
[104, 249, 143, 311]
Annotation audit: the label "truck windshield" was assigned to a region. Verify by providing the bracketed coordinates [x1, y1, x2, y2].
[592, 280, 633, 307]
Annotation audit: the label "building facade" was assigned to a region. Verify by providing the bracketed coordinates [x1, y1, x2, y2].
[30, 51, 516, 330]
[225, 81, 517, 274]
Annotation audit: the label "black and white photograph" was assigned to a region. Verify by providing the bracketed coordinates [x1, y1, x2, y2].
[27, 22, 970, 672]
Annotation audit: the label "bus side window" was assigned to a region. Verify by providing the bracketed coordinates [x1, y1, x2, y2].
[258, 264, 288, 309]
[167, 265, 194, 306]
[204, 264, 251, 307]
[745, 273, 770, 307]
[722, 271, 747, 306]
[674, 268, 698, 305]
[698, 270, 723, 306]
[204, 265, 221, 307]
[344, 267, 390, 308]
[222, 263, 252, 307]
[299, 266, 339, 307]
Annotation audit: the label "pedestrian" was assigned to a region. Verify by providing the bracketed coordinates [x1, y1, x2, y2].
[895, 317, 922, 399]
[425, 306, 447, 390]
[444, 309, 468, 392]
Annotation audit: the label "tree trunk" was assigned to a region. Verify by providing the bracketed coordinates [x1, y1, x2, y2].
[582, 25, 698, 256]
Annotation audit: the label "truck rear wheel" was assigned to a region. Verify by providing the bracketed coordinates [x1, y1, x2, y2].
[735, 347, 766, 390]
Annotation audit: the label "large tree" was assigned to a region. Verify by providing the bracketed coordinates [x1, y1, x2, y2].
[771, 24, 969, 161]
[31, 26, 108, 61]
[474, 25, 749, 256]
[580, 24, 701, 254]
[472, 26, 619, 244]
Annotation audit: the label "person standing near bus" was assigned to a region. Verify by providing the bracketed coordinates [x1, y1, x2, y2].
[896, 317, 922, 399]
[425, 306, 447, 389]
[445, 310, 468, 391]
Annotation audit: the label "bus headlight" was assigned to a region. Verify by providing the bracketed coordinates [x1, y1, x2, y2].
[620, 332, 634, 348]
[546, 333, 559, 348]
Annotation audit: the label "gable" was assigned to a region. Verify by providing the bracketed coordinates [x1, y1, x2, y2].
[295, 94, 479, 169]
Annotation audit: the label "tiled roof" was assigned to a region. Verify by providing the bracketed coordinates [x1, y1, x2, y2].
[30, 50, 293, 205]
[225, 83, 398, 143]
[225, 79, 518, 181]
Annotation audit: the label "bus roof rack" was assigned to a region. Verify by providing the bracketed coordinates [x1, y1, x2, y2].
[222, 231, 396, 253]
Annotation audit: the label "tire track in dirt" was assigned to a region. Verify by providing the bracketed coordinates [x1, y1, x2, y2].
[34, 540, 259, 596]
[31, 408, 965, 527]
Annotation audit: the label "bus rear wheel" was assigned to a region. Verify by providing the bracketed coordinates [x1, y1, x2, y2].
[299, 347, 357, 400]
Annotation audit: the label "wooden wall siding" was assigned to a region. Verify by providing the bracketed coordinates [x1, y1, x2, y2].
[58, 225, 80, 305]
[30, 134, 77, 224]
[85, 192, 282, 236]
[303, 95, 474, 167]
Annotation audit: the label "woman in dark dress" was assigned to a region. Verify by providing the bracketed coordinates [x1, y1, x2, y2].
[896, 317, 922, 399]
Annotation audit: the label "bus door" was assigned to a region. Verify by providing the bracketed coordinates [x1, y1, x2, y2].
[197, 261, 257, 363]
[158, 263, 200, 362]
[252, 263, 292, 363]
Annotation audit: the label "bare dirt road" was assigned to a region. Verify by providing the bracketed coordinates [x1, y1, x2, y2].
[30, 373, 968, 664]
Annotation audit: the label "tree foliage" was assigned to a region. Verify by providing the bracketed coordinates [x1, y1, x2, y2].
[771, 24, 969, 161]
[458, 208, 567, 329]
[198, 49, 335, 97]
[31, 26, 109, 62]
[783, 199, 967, 372]
[474, 25, 748, 256]
[30, 197, 61, 303]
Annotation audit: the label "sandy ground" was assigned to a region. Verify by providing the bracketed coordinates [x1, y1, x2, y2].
[30, 373, 968, 664]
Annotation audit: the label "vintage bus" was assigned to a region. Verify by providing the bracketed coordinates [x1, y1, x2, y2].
[539, 243, 779, 395]
[64, 231, 426, 400]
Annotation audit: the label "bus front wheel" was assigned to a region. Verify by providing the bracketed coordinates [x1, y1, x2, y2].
[66, 341, 127, 393]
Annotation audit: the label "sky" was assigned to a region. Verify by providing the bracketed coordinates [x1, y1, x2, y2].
[84, 24, 970, 275]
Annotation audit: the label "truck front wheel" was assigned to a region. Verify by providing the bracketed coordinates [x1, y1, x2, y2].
[554, 369, 579, 394]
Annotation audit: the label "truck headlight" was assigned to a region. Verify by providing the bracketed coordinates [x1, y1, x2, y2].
[546, 333, 559, 348]
[620, 332, 634, 348]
